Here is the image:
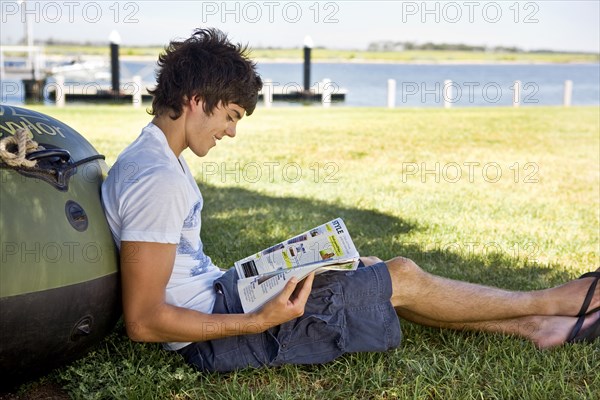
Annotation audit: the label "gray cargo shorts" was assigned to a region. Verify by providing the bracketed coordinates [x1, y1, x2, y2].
[177, 261, 402, 372]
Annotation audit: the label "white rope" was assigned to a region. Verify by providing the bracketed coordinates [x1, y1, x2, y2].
[0, 128, 42, 168]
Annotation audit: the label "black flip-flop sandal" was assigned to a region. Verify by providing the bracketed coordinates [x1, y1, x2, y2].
[574, 271, 600, 317]
[567, 313, 600, 343]
[567, 271, 600, 343]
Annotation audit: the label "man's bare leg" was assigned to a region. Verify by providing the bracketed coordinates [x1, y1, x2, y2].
[385, 256, 599, 322]
[395, 307, 600, 348]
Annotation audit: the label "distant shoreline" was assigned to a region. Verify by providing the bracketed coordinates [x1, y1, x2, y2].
[118, 54, 600, 66]
[4, 45, 598, 65]
[256, 58, 600, 65]
[5, 45, 593, 65]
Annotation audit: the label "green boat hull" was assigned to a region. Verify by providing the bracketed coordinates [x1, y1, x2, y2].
[0, 105, 120, 382]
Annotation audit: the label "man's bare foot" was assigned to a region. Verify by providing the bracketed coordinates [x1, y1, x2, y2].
[530, 312, 600, 349]
[539, 271, 599, 316]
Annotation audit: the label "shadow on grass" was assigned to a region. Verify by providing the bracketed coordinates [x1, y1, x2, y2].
[200, 182, 577, 291]
[4, 182, 588, 398]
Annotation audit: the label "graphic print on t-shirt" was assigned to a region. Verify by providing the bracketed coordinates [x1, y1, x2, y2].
[183, 201, 202, 229]
[176, 200, 211, 277]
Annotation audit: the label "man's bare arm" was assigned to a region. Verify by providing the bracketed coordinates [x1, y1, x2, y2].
[120, 241, 314, 343]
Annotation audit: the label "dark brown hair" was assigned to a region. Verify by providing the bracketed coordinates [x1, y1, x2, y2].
[149, 28, 263, 119]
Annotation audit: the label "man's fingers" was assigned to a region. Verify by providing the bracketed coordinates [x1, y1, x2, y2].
[291, 272, 315, 305]
[299, 272, 315, 296]
[277, 276, 299, 301]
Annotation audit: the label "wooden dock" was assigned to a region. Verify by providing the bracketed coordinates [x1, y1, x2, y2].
[45, 83, 347, 104]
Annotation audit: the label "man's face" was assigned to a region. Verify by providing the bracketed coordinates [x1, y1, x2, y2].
[185, 99, 246, 157]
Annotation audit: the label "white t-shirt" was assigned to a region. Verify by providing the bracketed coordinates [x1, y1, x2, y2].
[101, 122, 223, 350]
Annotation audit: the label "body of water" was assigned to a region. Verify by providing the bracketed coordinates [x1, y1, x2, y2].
[2, 61, 599, 107]
[255, 62, 600, 107]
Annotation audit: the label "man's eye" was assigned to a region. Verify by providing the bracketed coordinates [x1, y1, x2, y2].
[227, 115, 233, 122]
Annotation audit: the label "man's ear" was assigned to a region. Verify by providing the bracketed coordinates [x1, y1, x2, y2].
[189, 95, 204, 112]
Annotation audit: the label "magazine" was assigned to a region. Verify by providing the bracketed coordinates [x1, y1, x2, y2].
[234, 218, 360, 313]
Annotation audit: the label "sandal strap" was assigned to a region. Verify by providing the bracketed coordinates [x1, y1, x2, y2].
[567, 314, 586, 343]
[578, 271, 600, 280]
[576, 272, 599, 317]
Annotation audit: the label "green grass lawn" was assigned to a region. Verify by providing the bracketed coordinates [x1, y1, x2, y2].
[8, 105, 600, 399]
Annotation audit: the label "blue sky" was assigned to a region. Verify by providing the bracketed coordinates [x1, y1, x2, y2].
[1, 1, 599, 52]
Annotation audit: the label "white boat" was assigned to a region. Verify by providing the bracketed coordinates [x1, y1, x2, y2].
[50, 59, 111, 81]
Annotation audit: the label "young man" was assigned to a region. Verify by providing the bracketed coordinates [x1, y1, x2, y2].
[101, 28, 599, 373]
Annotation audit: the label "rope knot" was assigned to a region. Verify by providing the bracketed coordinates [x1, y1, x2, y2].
[0, 128, 44, 168]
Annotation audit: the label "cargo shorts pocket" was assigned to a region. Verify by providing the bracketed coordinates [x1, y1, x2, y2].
[211, 336, 255, 372]
[209, 288, 259, 372]
[270, 282, 347, 366]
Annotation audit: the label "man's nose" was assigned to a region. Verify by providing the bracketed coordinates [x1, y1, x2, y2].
[226, 123, 237, 137]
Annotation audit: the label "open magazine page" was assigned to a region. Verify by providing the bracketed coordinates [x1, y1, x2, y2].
[237, 257, 359, 313]
[234, 218, 358, 279]
[233, 218, 360, 313]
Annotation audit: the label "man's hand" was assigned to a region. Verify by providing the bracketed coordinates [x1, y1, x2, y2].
[254, 272, 315, 329]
